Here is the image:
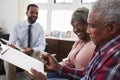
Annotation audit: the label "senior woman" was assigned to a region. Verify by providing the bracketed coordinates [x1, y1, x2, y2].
[26, 7, 95, 80]
[46, 7, 95, 79]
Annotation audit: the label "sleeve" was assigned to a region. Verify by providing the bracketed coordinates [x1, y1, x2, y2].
[32, 25, 46, 54]
[9, 24, 18, 44]
[58, 66, 84, 80]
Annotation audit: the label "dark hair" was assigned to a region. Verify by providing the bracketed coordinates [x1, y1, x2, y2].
[27, 4, 38, 11]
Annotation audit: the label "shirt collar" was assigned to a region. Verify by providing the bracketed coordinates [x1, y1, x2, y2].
[97, 35, 120, 54]
[25, 20, 36, 26]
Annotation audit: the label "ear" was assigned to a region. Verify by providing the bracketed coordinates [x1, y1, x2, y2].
[108, 22, 118, 34]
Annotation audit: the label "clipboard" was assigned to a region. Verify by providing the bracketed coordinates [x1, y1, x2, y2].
[0, 44, 44, 74]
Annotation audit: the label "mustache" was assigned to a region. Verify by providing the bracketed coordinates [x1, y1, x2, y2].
[28, 16, 37, 19]
[31, 16, 37, 19]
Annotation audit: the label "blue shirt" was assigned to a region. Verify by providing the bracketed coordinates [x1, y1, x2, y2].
[9, 20, 46, 54]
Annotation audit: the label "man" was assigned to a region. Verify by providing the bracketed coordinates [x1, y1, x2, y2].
[26, 0, 120, 80]
[4, 4, 46, 80]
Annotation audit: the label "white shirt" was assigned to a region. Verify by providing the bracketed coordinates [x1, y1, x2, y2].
[9, 20, 46, 54]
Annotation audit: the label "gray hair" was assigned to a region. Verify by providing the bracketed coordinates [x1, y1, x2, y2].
[91, 0, 120, 26]
[71, 7, 89, 25]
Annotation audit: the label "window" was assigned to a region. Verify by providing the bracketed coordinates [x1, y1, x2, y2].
[51, 10, 73, 32]
[81, 0, 97, 3]
[29, 0, 48, 3]
[54, 0, 73, 3]
[37, 10, 47, 32]
[27, 0, 93, 38]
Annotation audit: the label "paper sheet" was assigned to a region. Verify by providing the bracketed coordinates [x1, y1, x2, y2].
[0, 44, 44, 74]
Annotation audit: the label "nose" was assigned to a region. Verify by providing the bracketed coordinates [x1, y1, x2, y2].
[86, 26, 90, 34]
[73, 27, 78, 33]
[32, 12, 38, 17]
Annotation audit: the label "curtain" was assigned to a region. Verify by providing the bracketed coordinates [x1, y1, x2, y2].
[18, 0, 29, 21]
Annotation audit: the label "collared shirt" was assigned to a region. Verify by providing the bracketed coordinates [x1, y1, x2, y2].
[85, 35, 120, 80]
[59, 35, 120, 80]
[9, 20, 46, 54]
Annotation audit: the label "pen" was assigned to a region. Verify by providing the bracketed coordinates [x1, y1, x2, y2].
[15, 47, 21, 51]
[0, 48, 9, 55]
[39, 52, 56, 58]
[51, 54, 56, 57]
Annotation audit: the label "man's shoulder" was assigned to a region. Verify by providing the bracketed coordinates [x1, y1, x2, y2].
[34, 22, 43, 29]
[34, 22, 41, 26]
[14, 21, 26, 27]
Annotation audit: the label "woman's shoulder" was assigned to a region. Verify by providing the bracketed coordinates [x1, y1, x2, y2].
[85, 40, 95, 47]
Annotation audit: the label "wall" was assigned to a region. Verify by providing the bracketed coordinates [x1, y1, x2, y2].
[0, 0, 18, 33]
[0, 0, 93, 34]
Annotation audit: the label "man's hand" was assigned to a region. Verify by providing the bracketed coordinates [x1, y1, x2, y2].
[25, 68, 47, 80]
[7, 43, 16, 48]
[22, 47, 33, 54]
[42, 53, 62, 72]
[59, 59, 74, 68]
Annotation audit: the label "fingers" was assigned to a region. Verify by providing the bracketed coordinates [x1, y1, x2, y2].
[26, 68, 47, 80]
[31, 68, 39, 75]
[25, 71, 34, 79]
[21, 48, 33, 54]
[7, 43, 16, 48]
[42, 53, 51, 64]
[25, 69, 39, 79]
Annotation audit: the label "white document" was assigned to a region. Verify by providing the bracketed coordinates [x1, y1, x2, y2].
[0, 44, 44, 74]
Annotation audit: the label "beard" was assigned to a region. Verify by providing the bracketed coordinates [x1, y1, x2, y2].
[28, 16, 37, 24]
